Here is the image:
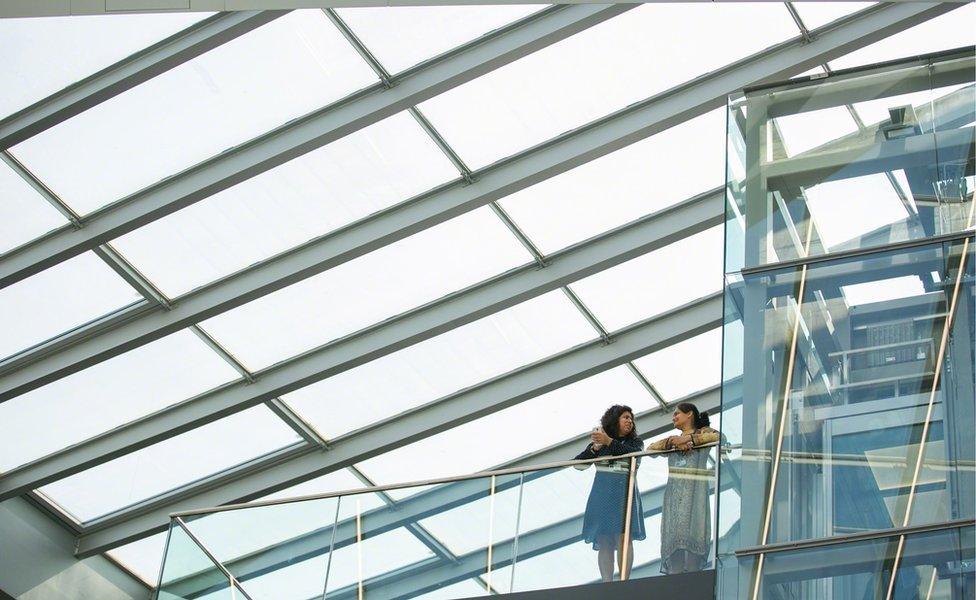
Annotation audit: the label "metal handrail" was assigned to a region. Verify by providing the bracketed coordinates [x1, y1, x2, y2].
[172, 441, 720, 518]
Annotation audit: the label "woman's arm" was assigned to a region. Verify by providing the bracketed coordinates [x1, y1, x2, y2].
[690, 427, 720, 446]
[574, 444, 600, 460]
[647, 438, 670, 451]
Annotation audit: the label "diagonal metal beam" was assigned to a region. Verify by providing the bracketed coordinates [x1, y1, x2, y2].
[0, 11, 288, 151]
[74, 293, 724, 556]
[0, 187, 723, 503]
[0, 4, 630, 290]
[0, 1, 954, 406]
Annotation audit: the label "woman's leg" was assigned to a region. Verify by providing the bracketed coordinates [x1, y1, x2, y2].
[597, 536, 615, 582]
[616, 534, 635, 580]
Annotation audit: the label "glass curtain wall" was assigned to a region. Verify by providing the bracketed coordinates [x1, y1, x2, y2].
[718, 48, 975, 600]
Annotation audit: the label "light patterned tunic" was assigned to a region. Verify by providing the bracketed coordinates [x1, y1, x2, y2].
[648, 427, 720, 573]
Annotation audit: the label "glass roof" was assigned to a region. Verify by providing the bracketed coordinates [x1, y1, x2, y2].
[0, 251, 141, 360]
[418, 3, 796, 170]
[38, 405, 300, 523]
[0, 160, 68, 254]
[498, 108, 727, 255]
[9, 9, 379, 215]
[0, 2, 970, 587]
[0, 329, 240, 472]
[110, 110, 458, 298]
[284, 290, 595, 439]
[199, 207, 533, 371]
[0, 12, 210, 119]
[335, 5, 544, 74]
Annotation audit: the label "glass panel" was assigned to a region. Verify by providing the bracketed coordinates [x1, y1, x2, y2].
[336, 5, 544, 74]
[419, 3, 796, 170]
[793, 2, 873, 30]
[37, 406, 301, 523]
[158, 521, 235, 600]
[355, 366, 655, 491]
[111, 111, 458, 298]
[498, 109, 727, 255]
[726, 53, 974, 271]
[0, 162, 68, 254]
[10, 10, 378, 215]
[568, 226, 723, 332]
[747, 526, 974, 600]
[632, 328, 723, 403]
[181, 494, 342, 600]
[284, 290, 595, 439]
[722, 239, 974, 549]
[106, 532, 169, 589]
[0, 329, 240, 472]
[200, 207, 532, 371]
[830, 4, 976, 71]
[0, 252, 141, 360]
[0, 12, 209, 119]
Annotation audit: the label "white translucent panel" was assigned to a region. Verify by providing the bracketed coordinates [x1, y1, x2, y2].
[0, 12, 209, 119]
[419, 3, 796, 170]
[0, 162, 68, 254]
[106, 531, 169, 587]
[337, 5, 544, 74]
[805, 174, 912, 250]
[632, 327, 723, 402]
[842, 275, 928, 308]
[493, 542, 598, 592]
[11, 10, 378, 215]
[321, 525, 434, 595]
[774, 106, 858, 157]
[357, 367, 655, 489]
[830, 4, 975, 71]
[39, 406, 300, 522]
[794, 2, 874, 30]
[498, 109, 727, 254]
[202, 208, 532, 371]
[111, 112, 457, 297]
[0, 251, 141, 360]
[849, 88, 941, 133]
[569, 227, 724, 332]
[284, 291, 595, 439]
[0, 330, 240, 472]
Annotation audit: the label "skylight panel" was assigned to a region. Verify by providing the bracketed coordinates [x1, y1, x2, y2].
[0, 329, 240, 472]
[0, 161, 68, 254]
[336, 5, 545, 74]
[418, 3, 796, 170]
[498, 109, 727, 255]
[568, 227, 724, 332]
[110, 111, 458, 298]
[282, 291, 595, 439]
[0, 12, 209, 119]
[0, 251, 141, 360]
[106, 532, 169, 588]
[793, 2, 874, 31]
[37, 406, 300, 523]
[632, 327, 723, 402]
[199, 207, 533, 371]
[9, 10, 378, 216]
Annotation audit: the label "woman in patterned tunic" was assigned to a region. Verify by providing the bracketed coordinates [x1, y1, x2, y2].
[575, 405, 646, 582]
[648, 402, 720, 574]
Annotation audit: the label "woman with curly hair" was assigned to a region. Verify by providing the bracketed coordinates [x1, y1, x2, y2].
[575, 404, 646, 581]
[648, 402, 720, 574]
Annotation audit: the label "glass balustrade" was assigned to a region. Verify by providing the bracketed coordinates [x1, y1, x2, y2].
[156, 443, 720, 599]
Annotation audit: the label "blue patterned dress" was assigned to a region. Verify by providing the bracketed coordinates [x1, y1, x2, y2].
[575, 437, 646, 551]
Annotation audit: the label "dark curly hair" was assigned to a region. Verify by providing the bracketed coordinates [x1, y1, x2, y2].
[600, 404, 637, 439]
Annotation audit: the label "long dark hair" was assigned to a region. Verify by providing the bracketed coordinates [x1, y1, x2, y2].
[676, 402, 711, 429]
[600, 404, 637, 439]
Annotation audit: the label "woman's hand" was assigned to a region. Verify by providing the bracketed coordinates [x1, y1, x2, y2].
[591, 428, 612, 448]
[669, 434, 694, 451]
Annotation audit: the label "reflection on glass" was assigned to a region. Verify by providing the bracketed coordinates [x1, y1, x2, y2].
[726, 50, 975, 273]
[157, 521, 235, 600]
[746, 525, 974, 600]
